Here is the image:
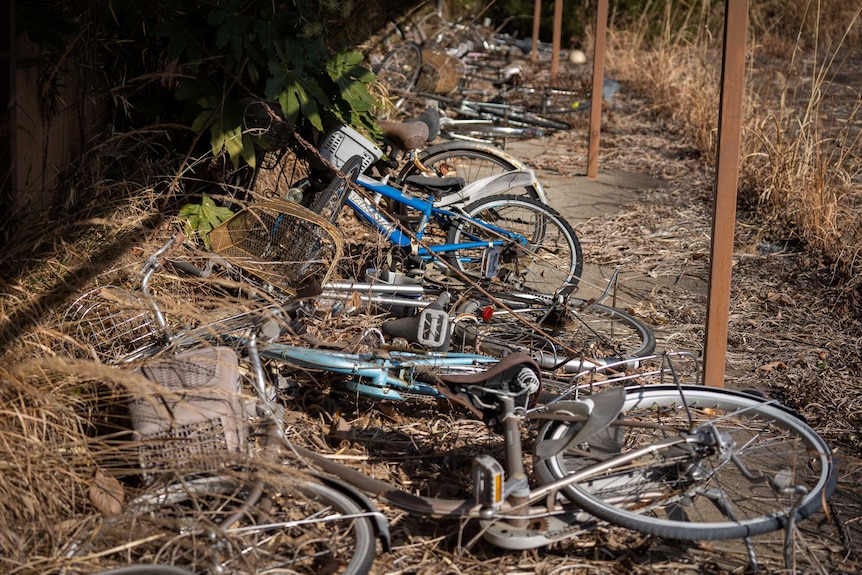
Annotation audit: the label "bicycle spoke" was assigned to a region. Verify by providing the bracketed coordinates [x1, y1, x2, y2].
[535, 385, 837, 541]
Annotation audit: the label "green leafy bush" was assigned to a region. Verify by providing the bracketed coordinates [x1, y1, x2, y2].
[153, 0, 380, 168]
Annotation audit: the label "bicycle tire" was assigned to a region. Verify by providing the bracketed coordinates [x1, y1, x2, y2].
[375, 42, 423, 108]
[451, 296, 656, 371]
[533, 385, 837, 541]
[445, 195, 583, 296]
[308, 156, 365, 224]
[123, 474, 377, 575]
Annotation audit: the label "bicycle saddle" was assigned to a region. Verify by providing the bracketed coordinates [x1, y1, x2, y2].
[409, 107, 441, 140]
[379, 119, 429, 151]
[436, 353, 542, 428]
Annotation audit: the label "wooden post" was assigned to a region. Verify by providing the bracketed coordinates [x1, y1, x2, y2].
[586, 0, 608, 179]
[550, 0, 563, 80]
[703, 0, 750, 388]
[531, 0, 541, 64]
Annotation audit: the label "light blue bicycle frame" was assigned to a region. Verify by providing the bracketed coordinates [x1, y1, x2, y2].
[260, 342, 499, 400]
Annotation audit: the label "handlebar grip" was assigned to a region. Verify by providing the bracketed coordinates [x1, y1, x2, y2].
[382, 293, 451, 351]
[169, 259, 206, 278]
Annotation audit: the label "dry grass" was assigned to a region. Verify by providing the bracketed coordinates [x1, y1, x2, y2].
[607, 0, 862, 289]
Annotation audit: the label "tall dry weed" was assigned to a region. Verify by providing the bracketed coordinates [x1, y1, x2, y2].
[607, 0, 862, 285]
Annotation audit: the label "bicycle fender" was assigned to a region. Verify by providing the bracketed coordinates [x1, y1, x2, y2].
[434, 169, 539, 209]
[534, 386, 626, 459]
[314, 474, 393, 552]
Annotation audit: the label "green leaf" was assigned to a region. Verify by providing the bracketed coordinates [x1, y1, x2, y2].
[178, 203, 199, 217]
[178, 194, 234, 249]
[191, 110, 213, 135]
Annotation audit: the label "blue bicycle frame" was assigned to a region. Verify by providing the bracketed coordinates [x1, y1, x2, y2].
[348, 173, 527, 262]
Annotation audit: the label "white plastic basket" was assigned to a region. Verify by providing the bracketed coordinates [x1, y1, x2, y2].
[319, 125, 383, 173]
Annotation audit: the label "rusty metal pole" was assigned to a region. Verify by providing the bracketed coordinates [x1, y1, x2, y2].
[703, 0, 750, 388]
[551, 0, 563, 80]
[532, 0, 541, 65]
[586, 0, 609, 179]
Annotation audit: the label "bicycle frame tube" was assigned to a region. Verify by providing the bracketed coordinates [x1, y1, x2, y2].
[259, 343, 499, 400]
[349, 173, 528, 258]
[349, 175, 428, 247]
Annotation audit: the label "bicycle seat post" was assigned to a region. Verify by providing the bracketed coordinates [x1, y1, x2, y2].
[499, 394, 530, 527]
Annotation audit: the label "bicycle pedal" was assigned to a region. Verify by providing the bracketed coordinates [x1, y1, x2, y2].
[472, 455, 505, 510]
[416, 307, 449, 348]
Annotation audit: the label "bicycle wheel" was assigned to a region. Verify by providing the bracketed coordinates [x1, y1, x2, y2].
[451, 296, 656, 370]
[533, 385, 837, 541]
[396, 141, 544, 202]
[445, 194, 583, 296]
[308, 156, 365, 224]
[119, 474, 377, 574]
[374, 42, 422, 107]
[440, 122, 544, 141]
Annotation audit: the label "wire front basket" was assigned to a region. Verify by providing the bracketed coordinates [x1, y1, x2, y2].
[64, 286, 163, 364]
[418, 49, 464, 94]
[208, 200, 344, 294]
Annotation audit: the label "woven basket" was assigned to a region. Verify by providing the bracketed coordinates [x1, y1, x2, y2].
[209, 200, 343, 293]
[417, 50, 464, 94]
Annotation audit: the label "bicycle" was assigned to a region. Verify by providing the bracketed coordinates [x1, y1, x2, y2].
[402, 89, 572, 132]
[61, 239, 387, 575]
[281, 351, 837, 569]
[157, 209, 653, 385]
[65, 232, 650, 403]
[205, 100, 552, 226]
[290, 123, 583, 297]
[377, 107, 548, 204]
[65, 237, 837, 572]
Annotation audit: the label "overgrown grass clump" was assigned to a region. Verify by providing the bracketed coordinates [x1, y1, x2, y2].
[607, 0, 861, 288]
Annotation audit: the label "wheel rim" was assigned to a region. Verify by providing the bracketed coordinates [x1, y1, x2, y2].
[449, 197, 581, 295]
[451, 297, 655, 374]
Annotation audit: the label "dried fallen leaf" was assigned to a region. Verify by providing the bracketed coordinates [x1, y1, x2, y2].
[348, 290, 363, 312]
[757, 360, 787, 372]
[89, 468, 124, 517]
[767, 292, 796, 305]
